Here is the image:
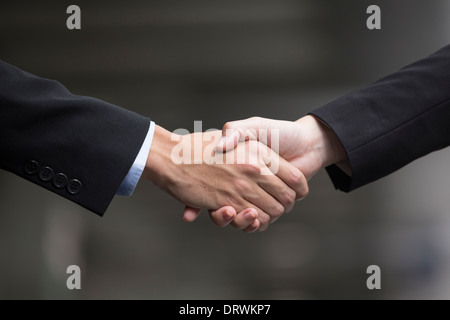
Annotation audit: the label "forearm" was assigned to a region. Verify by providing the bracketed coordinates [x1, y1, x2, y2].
[294, 115, 351, 176]
[0, 59, 150, 215]
[310, 44, 450, 191]
[142, 125, 178, 191]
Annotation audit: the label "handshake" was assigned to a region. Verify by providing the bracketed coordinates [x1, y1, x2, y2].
[143, 115, 350, 233]
[2, 45, 446, 228]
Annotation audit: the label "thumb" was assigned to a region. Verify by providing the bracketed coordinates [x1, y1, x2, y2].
[215, 117, 271, 152]
[183, 206, 201, 222]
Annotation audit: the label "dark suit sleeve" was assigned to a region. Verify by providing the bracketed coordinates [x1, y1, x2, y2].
[0, 59, 150, 215]
[310, 44, 450, 192]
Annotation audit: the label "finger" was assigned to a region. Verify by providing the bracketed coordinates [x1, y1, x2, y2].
[215, 130, 239, 152]
[227, 141, 294, 223]
[234, 169, 283, 225]
[242, 154, 291, 217]
[257, 217, 271, 232]
[255, 174, 296, 213]
[208, 206, 237, 227]
[216, 117, 271, 152]
[270, 155, 309, 201]
[243, 188, 285, 224]
[260, 146, 309, 202]
[243, 219, 260, 233]
[183, 206, 201, 222]
[230, 208, 258, 230]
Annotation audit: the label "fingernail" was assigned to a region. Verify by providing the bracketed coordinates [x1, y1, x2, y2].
[223, 210, 233, 221]
[245, 211, 256, 220]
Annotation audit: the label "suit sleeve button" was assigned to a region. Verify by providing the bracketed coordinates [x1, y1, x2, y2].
[38, 167, 54, 181]
[67, 179, 82, 195]
[24, 160, 39, 175]
[53, 173, 68, 188]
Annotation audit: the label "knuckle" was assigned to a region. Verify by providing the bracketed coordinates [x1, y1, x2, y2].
[289, 168, 304, 186]
[297, 183, 310, 200]
[266, 203, 284, 219]
[300, 185, 309, 199]
[273, 202, 285, 217]
[249, 116, 262, 122]
[223, 121, 234, 131]
[240, 163, 261, 176]
[258, 212, 271, 226]
[283, 189, 296, 207]
[234, 178, 252, 194]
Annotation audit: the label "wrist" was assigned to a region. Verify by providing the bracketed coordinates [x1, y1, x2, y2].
[142, 125, 178, 190]
[296, 115, 349, 172]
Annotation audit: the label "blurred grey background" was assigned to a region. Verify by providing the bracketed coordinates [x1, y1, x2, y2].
[0, 0, 449, 299]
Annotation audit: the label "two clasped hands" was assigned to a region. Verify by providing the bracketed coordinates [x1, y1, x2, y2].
[2, 45, 447, 223]
[143, 115, 350, 233]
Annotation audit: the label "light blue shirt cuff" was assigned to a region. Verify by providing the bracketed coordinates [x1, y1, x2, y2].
[116, 121, 155, 196]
